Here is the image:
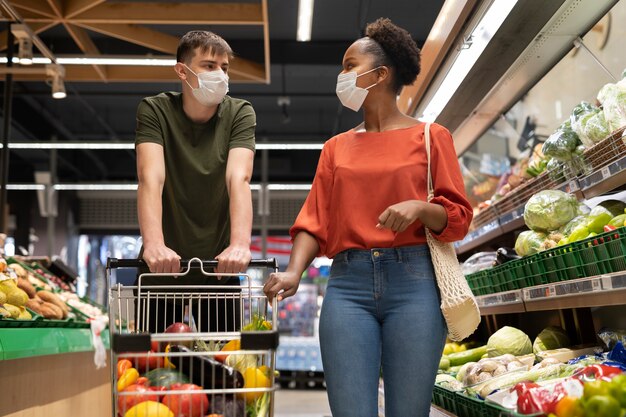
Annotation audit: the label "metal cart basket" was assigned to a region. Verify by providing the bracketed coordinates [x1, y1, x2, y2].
[107, 257, 280, 417]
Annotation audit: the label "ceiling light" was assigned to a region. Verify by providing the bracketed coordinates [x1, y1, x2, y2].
[17, 38, 33, 65]
[419, 0, 519, 122]
[46, 64, 66, 99]
[0, 56, 176, 66]
[297, 0, 314, 42]
[10, 24, 34, 65]
[3, 183, 312, 191]
[1, 142, 324, 150]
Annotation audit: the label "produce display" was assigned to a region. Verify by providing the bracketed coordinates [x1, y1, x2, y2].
[0, 256, 106, 325]
[514, 193, 626, 257]
[117, 317, 274, 417]
[434, 325, 626, 417]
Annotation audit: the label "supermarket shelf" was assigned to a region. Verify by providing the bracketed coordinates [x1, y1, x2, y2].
[524, 273, 626, 312]
[455, 221, 502, 255]
[476, 290, 525, 315]
[473, 272, 626, 314]
[0, 327, 110, 361]
[498, 206, 526, 234]
[579, 155, 626, 199]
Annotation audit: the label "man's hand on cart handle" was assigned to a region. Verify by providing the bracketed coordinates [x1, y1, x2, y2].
[142, 243, 181, 274]
[263, 271, 301, 301]
[214, 244, 252, 276]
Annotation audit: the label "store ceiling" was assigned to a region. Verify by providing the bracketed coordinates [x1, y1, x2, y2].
[1, 0, 444, 184]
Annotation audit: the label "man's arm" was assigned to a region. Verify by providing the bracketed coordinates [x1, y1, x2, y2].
[136, 142, 180, 273]
[215, 147, 254, 274]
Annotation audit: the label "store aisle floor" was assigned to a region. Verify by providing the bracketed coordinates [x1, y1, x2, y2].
[274, 389, 331, 417]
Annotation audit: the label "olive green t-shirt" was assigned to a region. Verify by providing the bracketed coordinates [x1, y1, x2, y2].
[135, 93, 255, 279]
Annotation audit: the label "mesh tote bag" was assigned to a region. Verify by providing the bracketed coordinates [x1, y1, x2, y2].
[424, 122, 481, 341]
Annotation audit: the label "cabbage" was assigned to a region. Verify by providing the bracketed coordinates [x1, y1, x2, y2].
[598, 81, 626, 132]
[515, 230, 547, 257]
[533, 326, 571, 354]
[487, 326, 533, 357]
[581, 111, 610, 146]
[523, 190, 580, 232]
[542, 124, 580, 161]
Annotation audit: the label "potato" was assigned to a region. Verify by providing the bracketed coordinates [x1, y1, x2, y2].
[18, 277, 36, 298]
[25, 298, 44, 315]
[40, 302, 64, 320]
[37, 290, 69, 317]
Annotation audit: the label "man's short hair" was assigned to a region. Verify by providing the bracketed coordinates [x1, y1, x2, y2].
[176, 31, 234, 63]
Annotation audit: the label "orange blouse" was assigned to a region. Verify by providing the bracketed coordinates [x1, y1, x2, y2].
[290, 122, 473, 259]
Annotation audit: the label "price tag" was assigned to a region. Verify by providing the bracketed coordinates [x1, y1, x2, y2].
[601, 275, 613, 290]
[591, 279, 601, 291]
[548, 286, 556, 297]
[569, 180, 579, 192]
[601, 166, 611, 179]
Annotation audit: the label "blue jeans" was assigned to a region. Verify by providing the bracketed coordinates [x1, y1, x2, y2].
[319, 245, 447, 417]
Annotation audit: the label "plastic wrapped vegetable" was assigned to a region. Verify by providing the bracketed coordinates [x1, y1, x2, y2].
[523, 190, 580, 232]
[515, 231, 547, 257]
[570, 101, 599, 133]
[597, 81, 626, 132]
[580, 110, 611, 146]
[542, 121, 580, 161]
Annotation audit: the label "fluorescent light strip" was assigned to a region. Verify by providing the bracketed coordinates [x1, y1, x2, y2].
[2, 143, 324, 150]
[297, 0, 315, 42]
[0, 56, 176, 66]
[420, 0, 518, 122]
[3, 184, 312, 191]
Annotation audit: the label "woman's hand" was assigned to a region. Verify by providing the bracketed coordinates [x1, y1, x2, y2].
[376, 200, 422, 232]
[263, 271, 302, 301]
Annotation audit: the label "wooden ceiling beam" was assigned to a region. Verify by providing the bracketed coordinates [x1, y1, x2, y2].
[0, 21, 59, 51]
[261, 0, 270, 84]
[10, 0, 57, 18]
[10, 65, 261, 82]
[64, 23, 107, 81]
[71, 2, 264, 25]
[45, 0, 64, 17]
[77, 23, 179, 55]
[64, 0, 106, 19]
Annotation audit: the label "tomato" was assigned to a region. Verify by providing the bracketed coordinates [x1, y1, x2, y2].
[118, 384, 160, 416]
[161, 383, 209, 417]
[118, 359, 133, 380]
[238, 367, 271, 403]
[131, 342, 164, 374]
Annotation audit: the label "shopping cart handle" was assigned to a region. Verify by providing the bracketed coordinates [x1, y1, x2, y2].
[106, 257, 278, 270]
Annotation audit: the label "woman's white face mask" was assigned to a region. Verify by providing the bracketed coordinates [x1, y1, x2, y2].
[335, 66, 381, 112]
[183, 63, 229, 107]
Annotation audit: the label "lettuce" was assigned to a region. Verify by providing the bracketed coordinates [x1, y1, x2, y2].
[515, 230, 547, 257]
[523, 190, 580, 232]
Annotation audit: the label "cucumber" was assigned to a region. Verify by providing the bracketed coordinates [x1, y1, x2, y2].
[446, 345, 488, 366]
[439, 357, 450, 370]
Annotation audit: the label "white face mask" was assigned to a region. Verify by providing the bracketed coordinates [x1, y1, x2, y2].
[335, 66, 381, 112]
[183, 64, 229, 107]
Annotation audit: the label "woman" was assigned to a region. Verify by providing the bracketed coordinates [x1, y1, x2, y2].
[263, 18, 472, 417]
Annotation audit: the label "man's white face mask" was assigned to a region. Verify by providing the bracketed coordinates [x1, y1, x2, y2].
[183, 63, 229, 107]
[335, 66, 381, 112]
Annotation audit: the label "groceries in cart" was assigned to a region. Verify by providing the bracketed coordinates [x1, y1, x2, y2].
[109, 258, 279, 417]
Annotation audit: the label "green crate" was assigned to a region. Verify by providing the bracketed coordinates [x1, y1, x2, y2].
[570, 228, 626, 277]
[537, 244, 581, 283]
[455, 392, 487, 417]
[432, 385, 458, 414]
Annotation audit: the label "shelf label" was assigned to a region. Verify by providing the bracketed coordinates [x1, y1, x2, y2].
[601, 166, 611, 179]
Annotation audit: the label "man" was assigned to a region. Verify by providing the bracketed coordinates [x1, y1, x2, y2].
[135, 31, 255, 333]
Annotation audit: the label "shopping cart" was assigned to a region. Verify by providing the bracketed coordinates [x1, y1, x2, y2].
[107, 257, 280, 417]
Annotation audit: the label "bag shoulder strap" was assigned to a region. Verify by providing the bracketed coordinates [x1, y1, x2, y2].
[424, 122, 434, 201]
